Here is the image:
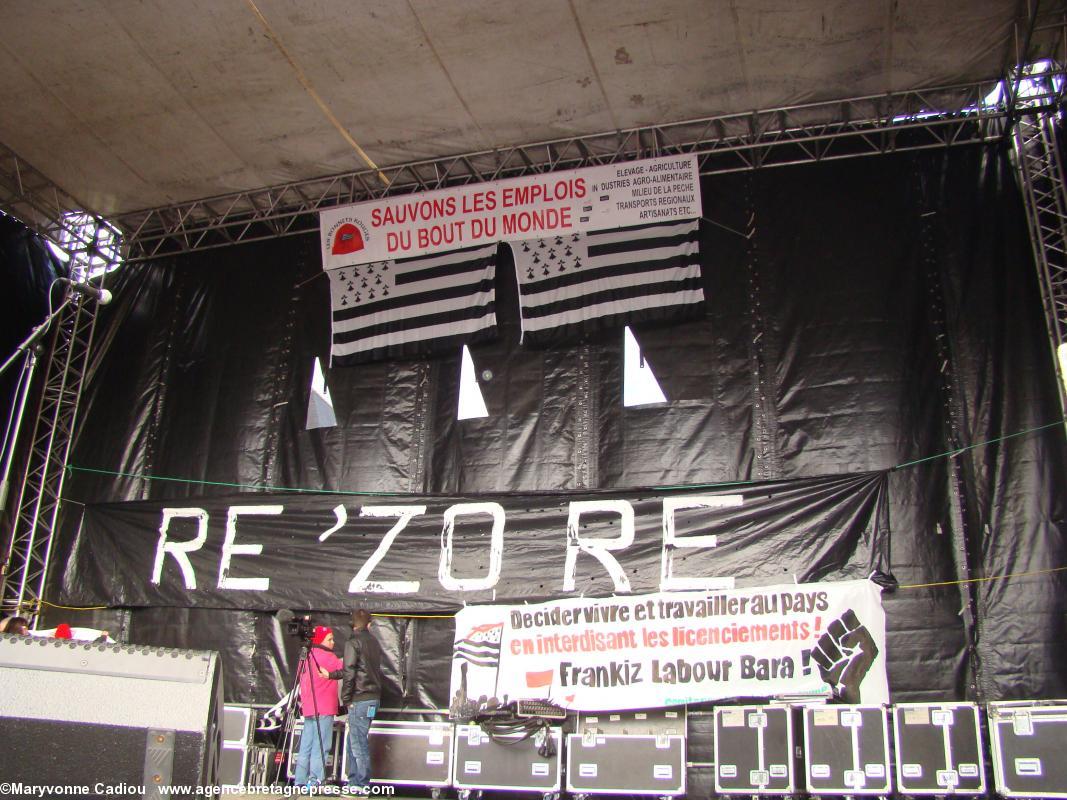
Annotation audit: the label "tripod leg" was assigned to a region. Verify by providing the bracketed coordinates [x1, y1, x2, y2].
[276, 648, 311, 785]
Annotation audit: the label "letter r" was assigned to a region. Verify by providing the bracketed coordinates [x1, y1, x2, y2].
[563, 500, 635, 592]
[152, 508, 209, 589]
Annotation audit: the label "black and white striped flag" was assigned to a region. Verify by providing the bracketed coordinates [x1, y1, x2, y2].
[329, 243, 498, 365]
[453, 622, 503, 668]
[512, 218, 703, 346]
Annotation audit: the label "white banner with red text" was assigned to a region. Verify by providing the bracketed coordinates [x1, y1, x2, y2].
[449, 580, 887, 715]
[320, 154, 701, 268]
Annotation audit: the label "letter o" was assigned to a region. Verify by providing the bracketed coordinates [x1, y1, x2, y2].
[438, 502, 505, 591]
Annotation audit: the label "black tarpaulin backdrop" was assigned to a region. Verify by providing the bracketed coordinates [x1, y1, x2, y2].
[41, 144, 1067, 708]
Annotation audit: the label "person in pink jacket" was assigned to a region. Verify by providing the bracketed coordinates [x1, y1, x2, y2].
[293, 626, 344, 788]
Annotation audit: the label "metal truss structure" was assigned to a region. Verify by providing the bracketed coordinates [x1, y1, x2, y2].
[0, 142, 122, 274]
[0, 137, 116, 618]
[113, 79, 1021, 263]
[0, 148, 117, 619]
[0, 290, 101, 618]
[1012, 76, 1067, 419]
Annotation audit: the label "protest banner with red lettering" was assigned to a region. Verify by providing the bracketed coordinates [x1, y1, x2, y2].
[320, 155, 701, 268]
[449, 580, 887, 715]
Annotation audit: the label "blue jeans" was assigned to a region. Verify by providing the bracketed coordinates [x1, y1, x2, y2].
[346, 699, 378, 786]
[294, 715, 334, 786]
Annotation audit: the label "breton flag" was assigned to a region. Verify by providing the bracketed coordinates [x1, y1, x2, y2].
[511, 218, 703, 346]
[453, 622, 504, 668]
[329, 243, 498, 365]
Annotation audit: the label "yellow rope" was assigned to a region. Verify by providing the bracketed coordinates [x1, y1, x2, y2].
[37, 600, 109, 611]
[899, 564, 1067, 590]
[38, 571, 1067, 616]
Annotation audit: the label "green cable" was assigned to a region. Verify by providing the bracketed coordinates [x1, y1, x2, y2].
[890, 420, 1064, 471]
[67, 418, 1064, 496]
[66, 465, 406, 497]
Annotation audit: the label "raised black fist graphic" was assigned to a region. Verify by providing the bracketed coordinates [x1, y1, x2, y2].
[809, 609, 878, 704]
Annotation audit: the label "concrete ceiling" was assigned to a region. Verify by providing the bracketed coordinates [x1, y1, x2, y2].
[0, 1, 1034, 218]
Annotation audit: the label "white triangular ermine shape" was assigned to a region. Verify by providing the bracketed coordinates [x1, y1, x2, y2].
[624, 326, 667, 407]
[458, 345, 489, 420]
[306, 357, 337, 429]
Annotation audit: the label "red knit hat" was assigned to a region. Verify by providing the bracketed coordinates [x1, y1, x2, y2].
[311, 626, 331, 645]
[54, 623, 73, 640]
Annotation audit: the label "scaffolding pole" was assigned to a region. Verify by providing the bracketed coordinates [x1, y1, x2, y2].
[0, 283, 103, 621]
[1011, 72, 1067, 422]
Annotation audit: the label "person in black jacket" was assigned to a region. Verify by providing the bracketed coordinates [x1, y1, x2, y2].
[341, 608, 383, 790]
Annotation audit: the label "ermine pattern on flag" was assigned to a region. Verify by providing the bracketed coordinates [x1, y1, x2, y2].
[453, 622, 503, 668]
[330, 243, 498, 365]
[512, 218, 703, 346]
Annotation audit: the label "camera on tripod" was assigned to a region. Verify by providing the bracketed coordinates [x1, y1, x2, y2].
[286, 613, 315, 643]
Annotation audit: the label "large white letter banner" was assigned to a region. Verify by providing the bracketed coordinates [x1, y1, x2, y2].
[320, 154, 701, 268]
[449, 579, 887, 715]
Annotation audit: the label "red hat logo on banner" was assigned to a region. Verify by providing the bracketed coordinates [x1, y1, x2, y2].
[332, 223, 365, 255]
